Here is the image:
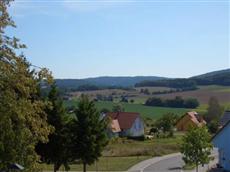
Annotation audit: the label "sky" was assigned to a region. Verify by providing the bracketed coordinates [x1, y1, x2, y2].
[7, 0, 230, 79]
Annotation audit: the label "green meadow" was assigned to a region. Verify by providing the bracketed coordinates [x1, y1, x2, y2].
[65, 100, 190, 119]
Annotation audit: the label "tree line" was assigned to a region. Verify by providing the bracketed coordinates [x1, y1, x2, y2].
[135, 78, 198, 89]
[145, 96, 200, 108]
[60, 84, 135, 92]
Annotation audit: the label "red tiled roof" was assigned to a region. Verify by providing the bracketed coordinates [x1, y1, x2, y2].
[187, 111, 206, 126]
[106, 112, 140, 130]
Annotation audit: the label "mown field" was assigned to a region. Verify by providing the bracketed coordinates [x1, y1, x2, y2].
[65, 100, 190, 119]
[40, 135, 182, 171]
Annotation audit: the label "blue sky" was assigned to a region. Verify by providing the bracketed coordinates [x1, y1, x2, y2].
[8, 0, 229, 79]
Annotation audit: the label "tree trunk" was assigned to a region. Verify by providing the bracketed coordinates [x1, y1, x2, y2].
[54, 163, 61, 172]
[54, 164, 57, 172]
[196, 162, 198, 172]
[83, 162, 86, 172]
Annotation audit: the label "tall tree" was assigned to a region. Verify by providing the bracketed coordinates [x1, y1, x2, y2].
[181, 127, 213, 172]
[73, 95, 108, 172]
[36, 85, 72, 172]
[206, 97, 223, 122]
[0, 1, 53, 171]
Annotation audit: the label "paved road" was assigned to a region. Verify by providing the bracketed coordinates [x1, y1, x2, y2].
[143, 154, 184, 172]
[128, 150, 218, 172]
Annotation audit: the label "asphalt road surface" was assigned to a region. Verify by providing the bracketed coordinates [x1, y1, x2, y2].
[143, 154, 185, 172]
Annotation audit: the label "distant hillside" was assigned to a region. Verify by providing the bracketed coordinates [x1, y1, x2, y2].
[191, 68, 230, 79]
[191, 68, 230, 86]
[55, 76, 165, 90]
[135, 68, 230, 87]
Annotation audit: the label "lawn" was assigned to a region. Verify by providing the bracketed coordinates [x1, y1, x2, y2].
[40, 156, 149, 171]
[65, 100, 190, 119]
[40, 135, 183, 171]
[104, 136, 182, 157]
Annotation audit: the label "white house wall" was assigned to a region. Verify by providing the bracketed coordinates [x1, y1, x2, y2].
[128, 117, 145, 137]
[213, 123, 230, 171]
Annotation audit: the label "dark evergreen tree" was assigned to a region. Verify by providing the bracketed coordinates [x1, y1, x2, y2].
[36, 85, 72, 172]
[73, 95, 108, 172]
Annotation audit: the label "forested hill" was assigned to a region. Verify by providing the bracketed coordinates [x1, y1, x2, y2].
[55, 76, 165, 90]
[56, 69, 230, 91]
[135, 68, 230, 87]
[191, 68, 230, 85]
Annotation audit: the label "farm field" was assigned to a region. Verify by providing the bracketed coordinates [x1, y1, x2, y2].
[65, 85, 230, 120]
[65, 100, 190, 119]
[155, 85, 230, 104]
[69, 85, 230, 105]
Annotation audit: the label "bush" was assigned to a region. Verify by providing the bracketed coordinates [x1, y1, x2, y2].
[145, 97, 164, 106]
[184, 98, 199, 108]
[145, 96, 199, 108]
[207, 120, 219, 134]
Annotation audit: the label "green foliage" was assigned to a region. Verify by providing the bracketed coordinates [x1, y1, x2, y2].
[36, 85, 72, 172]
[206, 97, 223, 122]
[73, 95, 108, 172]
[181, 127, 213, 172]
[207, 120, 219, 134]
[184, 98, 200, 109]
[136, 78, 197, 89]
[0, 1, 53, 171]
[112, 104, 125, 112]
[145, 96, 199, 108]
[154, 113, 178, 137]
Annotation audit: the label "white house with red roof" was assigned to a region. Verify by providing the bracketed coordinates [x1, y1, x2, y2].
[106, 112, 145, 138]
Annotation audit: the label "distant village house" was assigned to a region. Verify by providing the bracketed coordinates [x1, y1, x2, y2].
[176, 111, 206, 131]
[105, 112, 145, 138]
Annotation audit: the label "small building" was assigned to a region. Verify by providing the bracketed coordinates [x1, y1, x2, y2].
[219, 111, 230, 127]
[176, 111, 206, 131]
[106, 112, 144, 138]
[212, 121, 230, 171]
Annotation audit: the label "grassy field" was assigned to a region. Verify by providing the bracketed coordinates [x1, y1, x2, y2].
[65, 100, 189, 119]
[104, 136, 182, 157]
[40, 135, 182, 171]
[40, 156, 149, 171]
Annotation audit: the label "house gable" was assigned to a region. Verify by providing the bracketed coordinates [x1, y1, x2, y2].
[176, 111, 206, 131]
[212, 121, 230, 171]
